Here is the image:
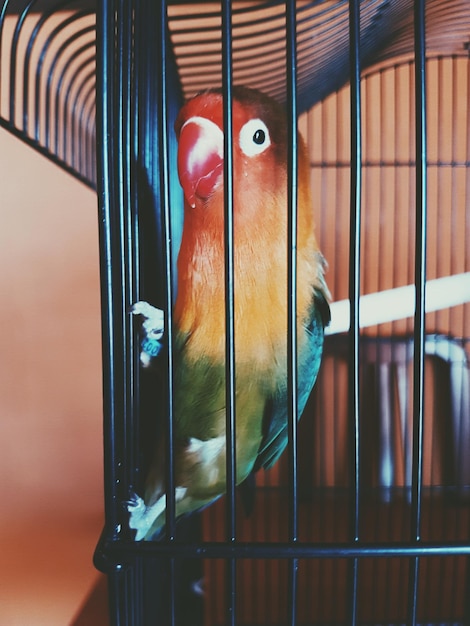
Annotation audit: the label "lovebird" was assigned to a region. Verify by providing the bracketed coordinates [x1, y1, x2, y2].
[128, 86, 330, 540]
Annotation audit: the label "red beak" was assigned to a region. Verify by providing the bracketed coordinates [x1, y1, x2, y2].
[177, 116, 224, 208]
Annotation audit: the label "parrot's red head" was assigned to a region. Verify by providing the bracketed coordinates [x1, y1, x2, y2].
[174, 86, 291, 219]
[173, 87, 325, 359]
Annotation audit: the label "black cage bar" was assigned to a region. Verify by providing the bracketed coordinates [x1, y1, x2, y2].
[92, 1, 470, 625]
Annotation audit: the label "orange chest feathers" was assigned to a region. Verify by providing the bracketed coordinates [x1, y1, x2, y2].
[173, 206, 318, 372]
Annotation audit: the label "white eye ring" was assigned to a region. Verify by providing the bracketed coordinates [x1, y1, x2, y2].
[239, 118, 271, 156]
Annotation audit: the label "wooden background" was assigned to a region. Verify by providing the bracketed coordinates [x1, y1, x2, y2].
[201, 54, 470, 626]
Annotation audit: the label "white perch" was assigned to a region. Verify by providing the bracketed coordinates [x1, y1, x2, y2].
[326, 272, 470, 335]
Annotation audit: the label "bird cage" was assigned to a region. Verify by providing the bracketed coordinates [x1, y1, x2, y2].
[2, 1, 469, 625]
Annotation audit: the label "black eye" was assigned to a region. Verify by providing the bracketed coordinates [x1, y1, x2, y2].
[253, 129, 266, 145]
[239, 119, 271, 156]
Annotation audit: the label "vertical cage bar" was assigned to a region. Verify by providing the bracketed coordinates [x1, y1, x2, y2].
[221, 0, 236, 543]
[408, 0, 427, 624]
[120, 1, 137, 500]
[96, 0, 120, 547]
[221, 1, 236, 624]
[285, 1, 299, 623]
[411, 0, 427, 542]
[130, 0, 143, 566]
[285, 0, 299, 544]
[156, 1, 177, 622]
[156, 0, 177, 543]
[348, 0, 362, 623]
[95, 0, 131, 622]
[348, 0, 362, 544]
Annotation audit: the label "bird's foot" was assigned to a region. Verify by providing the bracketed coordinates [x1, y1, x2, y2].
[131, 301, 165, 366]
[127, 487, 187, 541]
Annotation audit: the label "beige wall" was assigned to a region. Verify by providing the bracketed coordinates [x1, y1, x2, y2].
[0, 127, 103, 625]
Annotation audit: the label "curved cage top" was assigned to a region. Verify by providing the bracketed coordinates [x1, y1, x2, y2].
[1, 0, 469, 188]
